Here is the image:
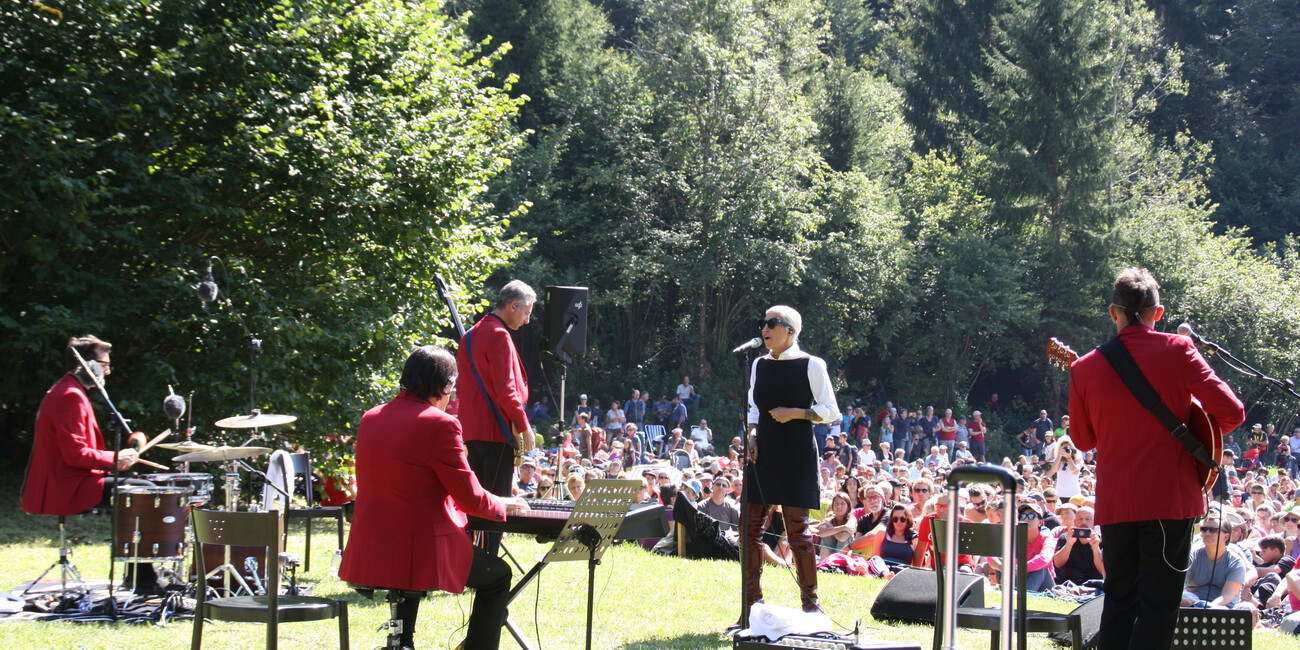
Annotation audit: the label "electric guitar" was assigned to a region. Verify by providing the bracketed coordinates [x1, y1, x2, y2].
[1046, 337, 1223, 493]
[434, 274, 534, 466]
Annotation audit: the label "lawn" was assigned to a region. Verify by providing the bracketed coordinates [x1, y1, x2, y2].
[2, 491, 1297, 649]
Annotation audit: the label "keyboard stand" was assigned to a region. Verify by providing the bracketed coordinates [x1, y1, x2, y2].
[498, 479, 641, 650]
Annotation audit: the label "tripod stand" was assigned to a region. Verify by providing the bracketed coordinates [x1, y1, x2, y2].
[22, 516, 87, 603]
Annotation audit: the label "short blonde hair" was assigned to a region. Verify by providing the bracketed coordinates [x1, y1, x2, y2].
[767, 305, 802, 336]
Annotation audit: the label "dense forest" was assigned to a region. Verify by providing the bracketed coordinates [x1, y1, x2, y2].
[2, 0, 1297, 468]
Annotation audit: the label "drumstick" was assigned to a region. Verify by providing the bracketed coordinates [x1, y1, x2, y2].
[137, 429, 172, 455]
[135, 458, 168, 470]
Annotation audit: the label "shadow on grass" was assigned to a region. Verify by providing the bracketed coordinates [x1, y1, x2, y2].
[0, 493, 117, 547]
[617, 630, 730, 649]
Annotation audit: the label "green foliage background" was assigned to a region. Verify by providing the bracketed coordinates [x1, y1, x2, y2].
[3, 0, 1299, 471]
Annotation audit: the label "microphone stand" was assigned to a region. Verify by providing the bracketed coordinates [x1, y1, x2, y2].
[204, 256, 263, 414]
[69, 348, 133, 617]
[736, 346, 755, 630]
[1197, 336, 1300, 403]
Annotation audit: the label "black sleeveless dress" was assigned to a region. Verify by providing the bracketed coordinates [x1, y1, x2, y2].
[744, 356, 820, 509]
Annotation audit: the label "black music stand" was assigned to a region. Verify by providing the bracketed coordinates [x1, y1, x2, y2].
[501, 479, 640, 650]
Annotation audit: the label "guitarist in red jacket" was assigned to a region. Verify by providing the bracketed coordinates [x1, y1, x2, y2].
[1069, 268, 1245, 650]
[456, 280, 534, 554]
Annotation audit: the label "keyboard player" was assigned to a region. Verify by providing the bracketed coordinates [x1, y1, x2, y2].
[340, 345, 530, 650]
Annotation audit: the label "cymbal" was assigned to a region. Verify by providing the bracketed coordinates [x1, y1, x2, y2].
[157, 441, 215, 452]
[214, 412, 297, 429]
[173, 446, 272, 463]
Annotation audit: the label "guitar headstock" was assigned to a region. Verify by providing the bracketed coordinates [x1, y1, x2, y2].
[1046, 337, 1079, 371]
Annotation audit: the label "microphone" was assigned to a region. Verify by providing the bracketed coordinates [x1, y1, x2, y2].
[163, 386, 186, 421]
[197, 260, 219, 303]
[1178, 322, 1222, 355]
[731, 337, 763, 355]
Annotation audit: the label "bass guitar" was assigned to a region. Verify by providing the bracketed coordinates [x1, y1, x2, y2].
[434, 274, 535, 466]
[1046, 337, 1223, 493]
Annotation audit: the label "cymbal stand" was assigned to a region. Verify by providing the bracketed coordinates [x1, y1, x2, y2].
[204, 461, 254, 596]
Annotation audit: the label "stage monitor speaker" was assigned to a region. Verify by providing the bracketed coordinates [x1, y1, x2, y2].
[1049, 594, 1103, 648]
[868, 567, 984, 624]
[541, 285, 587, 364]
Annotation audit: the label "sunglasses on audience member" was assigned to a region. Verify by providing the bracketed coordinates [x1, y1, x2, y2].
[1285, 516, 1300, 524]
[1252, 490, 1265, 495]
[912, 487, 930, 494]
[760, 317, 794, 331]
[891, 516, 909, 523]
[1018, 512, 1039, 521]
[1199, 526, 1222, 534]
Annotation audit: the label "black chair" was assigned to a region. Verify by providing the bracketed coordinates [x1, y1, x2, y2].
[191, 509, 349, 650]
[284, 452, 346, 572]
[931, 520, 1083, 650]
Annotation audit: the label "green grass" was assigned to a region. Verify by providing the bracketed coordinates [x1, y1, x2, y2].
[2, 491, 1299, 649]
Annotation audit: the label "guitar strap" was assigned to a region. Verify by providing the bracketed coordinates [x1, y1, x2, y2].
[463, 326, 517, 447]
[1097, 337, 1218, 471]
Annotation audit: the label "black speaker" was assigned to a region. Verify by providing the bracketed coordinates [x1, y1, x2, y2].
[541, 285, 587, 364]
[1047, 594, 1103, 648]
[869, 567, 984, 624]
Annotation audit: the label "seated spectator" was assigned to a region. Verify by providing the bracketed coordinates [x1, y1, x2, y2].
[567, 471, 586, 500]
[908, 479, 933, 520]
[527, 396, 553, 423]
[1250, 534, 1294, 606]
[1053, 505, 1103, 585]
[691, 419, 714, 454]
[872, 504, 918, 573]
[515, 459, 539, 496]
[1183, 510, 1253, 611]
[560, 430, 579, 460]
[962, 485, 988, 523]
[814, 492, 857, 560]
[662, 427, 687, 456]
[954, 441, 975, 464]
[850, 484, 889, 545]
[697, 476, 739, 531]
[991, 501, 1055, 592]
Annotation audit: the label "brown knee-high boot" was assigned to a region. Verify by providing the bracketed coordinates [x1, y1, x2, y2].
[742, 503, 769, 617]
[783, 506, 820, 612]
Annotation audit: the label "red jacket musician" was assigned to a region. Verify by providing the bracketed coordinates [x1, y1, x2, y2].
[22, 335, 140, 516]
[340, 345, 529, 650]
[1068, 268, 1245, 650]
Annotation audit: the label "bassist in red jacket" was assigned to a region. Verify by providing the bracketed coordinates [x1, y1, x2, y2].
[1069, 268, 1245, 650]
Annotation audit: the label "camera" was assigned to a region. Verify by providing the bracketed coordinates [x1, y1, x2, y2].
[1072, 527, 1092, 539]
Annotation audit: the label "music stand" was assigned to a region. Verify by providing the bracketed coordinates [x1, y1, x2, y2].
[502, 479, 640, 650]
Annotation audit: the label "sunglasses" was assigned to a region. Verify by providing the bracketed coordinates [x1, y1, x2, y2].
[1046, 499, 1058, 505]
[1285, 517, 1300, 524]
[891, 516, 909, 523]
[912, 487, 930, 493]
[1252, 491, 1265, 495]
[760, 317, 793, 331]
[1199, 526, 1221, 534]
[1018, 512, 1039, 520]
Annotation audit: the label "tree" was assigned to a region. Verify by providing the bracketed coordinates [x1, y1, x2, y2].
[0, 0, 525, 470]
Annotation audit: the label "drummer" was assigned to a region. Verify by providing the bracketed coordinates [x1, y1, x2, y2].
[21, 335, 162, 593]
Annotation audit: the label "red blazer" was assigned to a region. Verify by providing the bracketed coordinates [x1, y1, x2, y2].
[1069, 326, 1244, 526]
[22, 375, 115, 516]
[339, 392, 506, 592]
[455, 313, 530, 444]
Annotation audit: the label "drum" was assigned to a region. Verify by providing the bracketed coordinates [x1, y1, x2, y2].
[138, 472, 215, 505]
[113, 486, 189, 560]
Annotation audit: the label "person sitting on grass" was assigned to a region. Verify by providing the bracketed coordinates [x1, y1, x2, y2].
[814, 492, 857, 560]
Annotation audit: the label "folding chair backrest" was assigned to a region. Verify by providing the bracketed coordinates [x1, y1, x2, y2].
[932, 519, 1031, 646]
[192, 509, 284, 554]
[287, 452, 314, 506]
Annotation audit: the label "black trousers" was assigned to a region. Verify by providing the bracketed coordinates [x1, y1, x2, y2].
[396, 544, 513, 649]
[1099, 518, 1195, 650]
[465, 440, 515, 556]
